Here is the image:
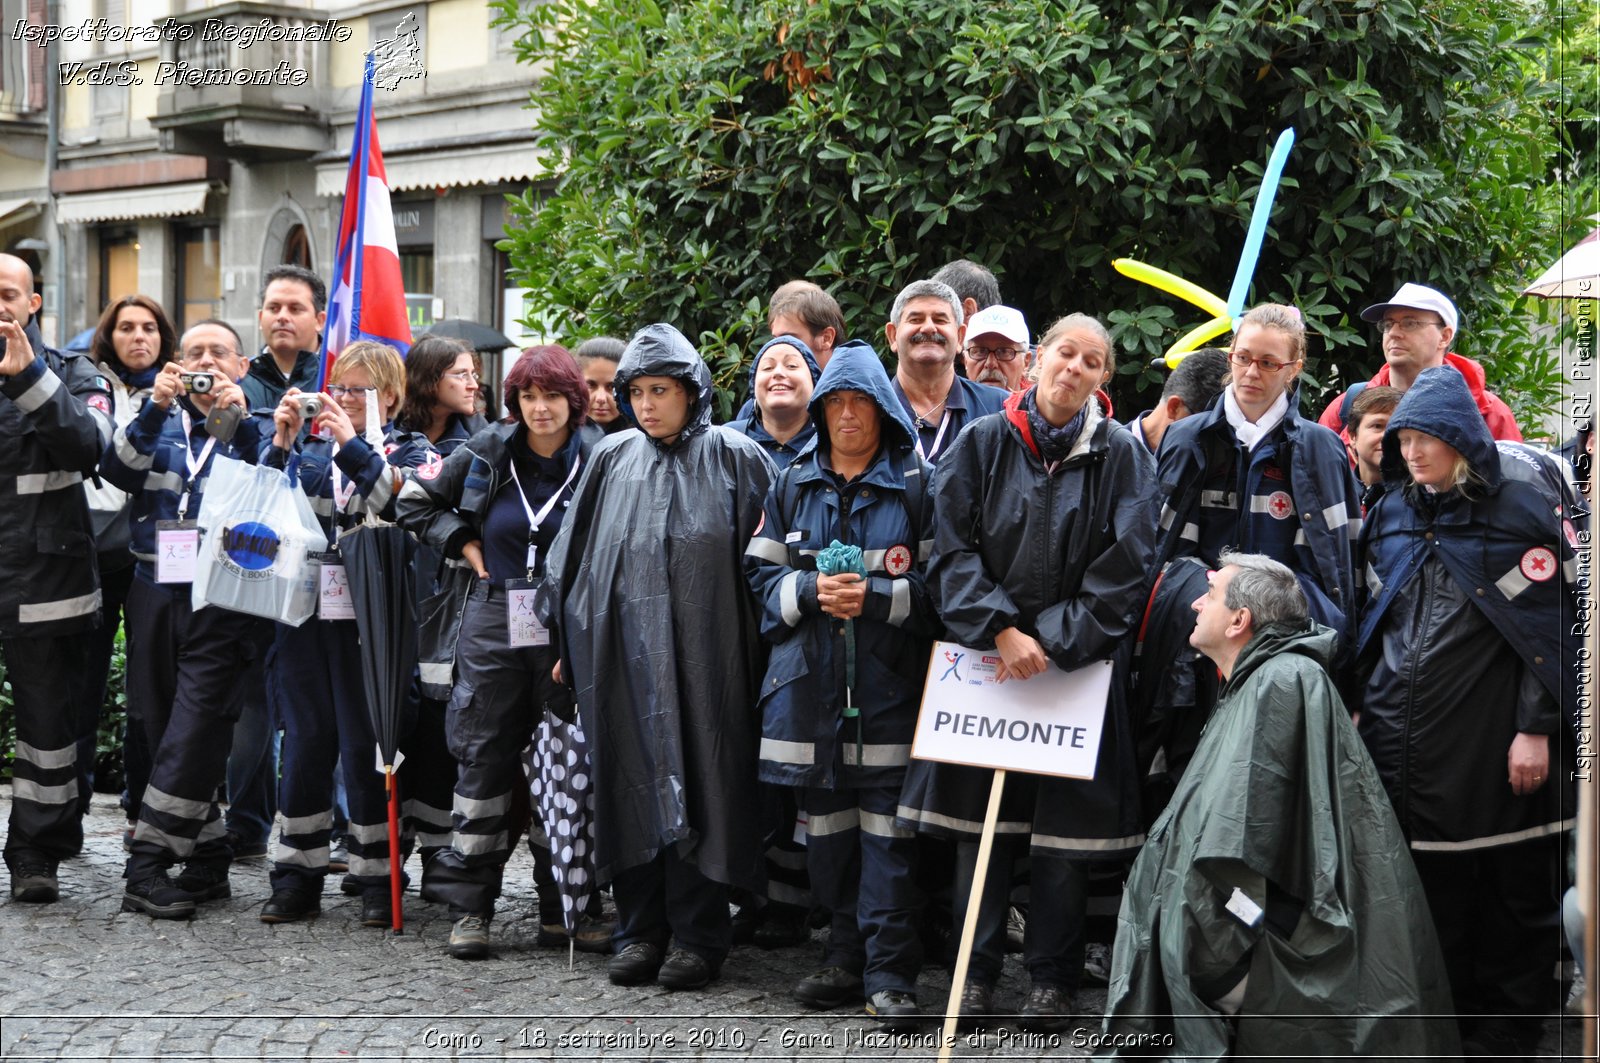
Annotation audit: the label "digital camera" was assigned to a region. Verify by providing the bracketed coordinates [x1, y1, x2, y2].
[179, 371, 214, 394]
[293, 394, 323, 420]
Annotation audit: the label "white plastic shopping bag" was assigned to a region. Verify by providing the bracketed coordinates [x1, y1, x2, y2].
[192, 455, 328, 625]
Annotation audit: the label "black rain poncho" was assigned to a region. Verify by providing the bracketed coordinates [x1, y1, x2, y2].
[1101, 622, 1459, 1060]
[542, 324, 776, 889]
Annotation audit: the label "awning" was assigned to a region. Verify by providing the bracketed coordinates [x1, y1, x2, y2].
[55, 181, 214, 225]
[0, 197, 41, 229]
[316, 143, 546, 197]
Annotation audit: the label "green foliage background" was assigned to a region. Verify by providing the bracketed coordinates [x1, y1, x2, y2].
[494, 0, 1594, 427]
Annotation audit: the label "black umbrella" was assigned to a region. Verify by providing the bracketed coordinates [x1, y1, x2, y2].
[418, 318, 516, 352]
[340, 522, 418, 933]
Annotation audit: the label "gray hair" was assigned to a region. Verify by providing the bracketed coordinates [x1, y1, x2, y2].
[931, 259, 1000, 312]
[890, 279, 964, 329]
[1217, 550, 1309, 628]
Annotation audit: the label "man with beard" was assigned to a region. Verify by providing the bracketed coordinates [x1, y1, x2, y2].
[960, 305, 1031, 393]
[885, 280, 1007, 466]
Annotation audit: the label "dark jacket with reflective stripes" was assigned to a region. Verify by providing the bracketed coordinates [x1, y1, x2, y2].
[1156, 389, 1361, 637]
[0, 330, 113, 637]
[745, 344, 938, 788]
[98, 395, 272, 564]
[1356, 367, 1578, 847]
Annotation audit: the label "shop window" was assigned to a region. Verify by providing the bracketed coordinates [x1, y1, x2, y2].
[97, 227, 138, 310]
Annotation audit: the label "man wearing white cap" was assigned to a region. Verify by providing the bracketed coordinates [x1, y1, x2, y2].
[1316, 282, 1522, 443]
[961, 305, 1032, 393]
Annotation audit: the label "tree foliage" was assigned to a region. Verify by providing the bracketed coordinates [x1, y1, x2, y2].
[494, 0, 1581, 426]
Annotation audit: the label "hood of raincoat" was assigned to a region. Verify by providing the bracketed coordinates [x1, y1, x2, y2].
[807, 339, 916, 455]
[614, 323, 714, 447]
[1380, 364, 1501, 488]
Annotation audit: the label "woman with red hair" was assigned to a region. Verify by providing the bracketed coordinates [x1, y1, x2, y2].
[396, 345, 607, 961]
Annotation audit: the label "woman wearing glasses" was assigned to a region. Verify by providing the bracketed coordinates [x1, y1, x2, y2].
[259, 342, 434, 927]
[392, 336, 487, 455]
[1153, 303, 1361, 631]
[1136, 305, 1361, 800]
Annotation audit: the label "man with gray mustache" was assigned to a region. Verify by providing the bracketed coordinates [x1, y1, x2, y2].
[885, 279, 1008, 466]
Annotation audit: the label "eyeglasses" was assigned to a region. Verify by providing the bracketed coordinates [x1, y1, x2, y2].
[1228, 351, 1296, 374]
[443, 369, 481, 382]
[1378, 318, 1441, 334]
[327, 385, 376, 398]
[966, 345, 1023, 363]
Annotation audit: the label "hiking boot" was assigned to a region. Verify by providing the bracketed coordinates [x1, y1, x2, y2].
[866, 989, 921, 1033]
[793, 965, 864, 1009]
[122, 871, 197, 919]
[754, 909, 811, 949]
[260, 886, 321, 923]
[360, 889, 393, 929]
[10, 863, 59, 904]
[173, 862, 231, 901]
[536, 912, 615, 953]
[608, 941, 663, 986]
[956, 979, 994, 1031]
[222, 829, 268, 861]
[1019, 983, 1073, 1033]
[448, 914, 491, 959]
[327, 839, 350, 873]
[657, 948, 717, 990]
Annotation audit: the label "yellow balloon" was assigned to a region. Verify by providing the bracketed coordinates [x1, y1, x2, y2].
[1163, 315, 1235, 368]
[1113, 258, 1228, 318]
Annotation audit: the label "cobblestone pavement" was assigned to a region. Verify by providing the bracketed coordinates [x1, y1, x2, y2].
[0, 787, 1583, 1060]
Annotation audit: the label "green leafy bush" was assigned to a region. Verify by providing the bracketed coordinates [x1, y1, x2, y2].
[494, 0, 1583, 425]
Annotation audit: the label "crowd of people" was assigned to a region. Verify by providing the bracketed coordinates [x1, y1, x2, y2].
[0, 250, 1585, 1058]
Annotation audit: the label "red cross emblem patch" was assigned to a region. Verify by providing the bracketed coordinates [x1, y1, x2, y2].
[416, 451, 443, 481]
[884, 544, 913, 576]
[1520, 546, 1556, 582]
[1266, 491, 1292, 520]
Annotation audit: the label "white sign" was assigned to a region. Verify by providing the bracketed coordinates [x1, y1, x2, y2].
[910, 642, 1112, 780]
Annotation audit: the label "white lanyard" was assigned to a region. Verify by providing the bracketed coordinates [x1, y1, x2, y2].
[177, 408, 218, 519]
[330, 445, 359, 511]
[507, 453, 582, 571]
[914, 408, 952, 464]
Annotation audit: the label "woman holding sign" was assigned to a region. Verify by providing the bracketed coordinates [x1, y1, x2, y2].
[394, 346, 605, 960]
[897, 314, 1158, 1031]
[258, 342, 433, 928]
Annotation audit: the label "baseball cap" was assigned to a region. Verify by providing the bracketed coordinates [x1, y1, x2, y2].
[965, 304, 1030, 347]
[1359, 283, 1459, 334]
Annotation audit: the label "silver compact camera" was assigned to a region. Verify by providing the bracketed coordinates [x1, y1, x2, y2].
[179, 371, 214, 394]
[292, 394, 323, 419]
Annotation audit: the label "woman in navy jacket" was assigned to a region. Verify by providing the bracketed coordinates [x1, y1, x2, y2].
[745, 342, 938, 1026]
[395, 346, 603, 961]
[1356, 366, 1578, 1057]
[897, 314, 1159, 1031]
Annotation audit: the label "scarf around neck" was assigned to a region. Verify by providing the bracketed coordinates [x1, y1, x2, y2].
[1022, 387, 1090, 464]
[1223, 385, 1288, 451]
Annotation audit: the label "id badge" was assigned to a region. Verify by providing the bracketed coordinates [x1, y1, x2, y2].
[506, 578, 549, 647]
[315, 552, 355, 621]
[155, 520, 200, 584]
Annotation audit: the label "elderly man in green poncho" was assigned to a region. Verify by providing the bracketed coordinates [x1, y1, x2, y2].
[1101, 552, 1460, 1059]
